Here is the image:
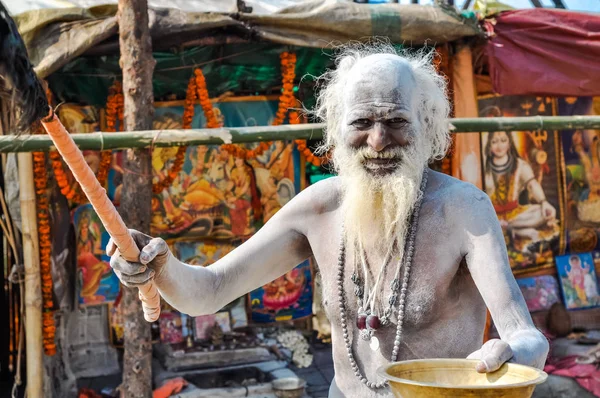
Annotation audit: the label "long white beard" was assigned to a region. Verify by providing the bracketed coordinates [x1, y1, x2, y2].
[335, 141, 428, 298]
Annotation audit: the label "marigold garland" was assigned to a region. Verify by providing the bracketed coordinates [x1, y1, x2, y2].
[152, 76, 196, 193]
[33, 90, 56, 354]
[220, 52, 298, 160]
[289, 111, 327, 167]
[46, 89, 84, 204]
[98, 81, 123, 187]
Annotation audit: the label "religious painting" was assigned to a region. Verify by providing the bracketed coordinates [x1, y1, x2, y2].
[150, 97, 300, 240]
[515, 275, 560, 312]
[479, 95, 564, 273]
[559, 97, 600, 253]
[73, 204, 120, 306]
[174, 240, 238, 267]
[194, 314, 216, 341]
[248, 260, 313, 324]
[159, 312, 184, 344]
[556, 252, 600, 310]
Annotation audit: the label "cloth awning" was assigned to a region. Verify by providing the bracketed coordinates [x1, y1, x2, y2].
[12, 1, 480, 79]
[486, 8, 600, 96]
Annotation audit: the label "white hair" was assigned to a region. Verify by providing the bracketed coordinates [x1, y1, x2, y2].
[313, 43, 451, 162]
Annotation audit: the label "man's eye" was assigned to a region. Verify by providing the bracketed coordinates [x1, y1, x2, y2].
[387, 118, 407, 127]
[351, 119, 372, 128]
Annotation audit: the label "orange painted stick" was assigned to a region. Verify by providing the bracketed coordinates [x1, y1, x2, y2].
[41, 111, 160, 322]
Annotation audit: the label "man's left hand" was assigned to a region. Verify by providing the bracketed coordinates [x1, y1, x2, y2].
[467, 339, 514, 373]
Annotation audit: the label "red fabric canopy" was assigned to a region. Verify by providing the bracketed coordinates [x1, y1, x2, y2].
[486, 9, 600, 96]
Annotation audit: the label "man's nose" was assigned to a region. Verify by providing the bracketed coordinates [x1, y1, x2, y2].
[367, 123, 392, 152]
[366, 123, 409, 152]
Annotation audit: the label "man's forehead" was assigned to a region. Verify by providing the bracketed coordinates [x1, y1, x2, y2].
[343, 54, 416, 106]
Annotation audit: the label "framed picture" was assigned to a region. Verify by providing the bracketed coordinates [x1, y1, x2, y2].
[555, 252, 600, 309]
[193, 314, 216, 341]
[516, 275, 560, 312]
[73, 204, 120, 306]
[248, 259, 313, 323]
[479, 95, 564, 274]
[159, 312, 184, 344]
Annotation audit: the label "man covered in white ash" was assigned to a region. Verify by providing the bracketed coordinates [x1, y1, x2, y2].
[108, 44, 549, 397]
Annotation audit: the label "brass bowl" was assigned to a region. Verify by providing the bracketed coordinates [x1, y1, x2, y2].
[377, 359, 547, 398]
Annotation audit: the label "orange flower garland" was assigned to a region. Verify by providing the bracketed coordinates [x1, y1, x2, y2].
[152, 76, 196, 194]
[44, 85, 85, 203]
[290, 111, 327, 167]
[98, 81, 123, 187]
[220, 52, 298, 160]
[33, 102, 56, 355]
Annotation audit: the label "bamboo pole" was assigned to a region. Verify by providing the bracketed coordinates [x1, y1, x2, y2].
[17, 152, 43, 398]
[1, 115, 600, 153]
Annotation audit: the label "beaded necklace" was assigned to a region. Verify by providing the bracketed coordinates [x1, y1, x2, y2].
[336, 168, 428, 389]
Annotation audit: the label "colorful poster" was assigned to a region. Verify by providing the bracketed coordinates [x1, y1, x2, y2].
[159, 312, 184, 344]
[73, 204, 120, 305]
[556, 252, 600, 310]
[174, 240, 238, 267]
[479, 96, 564, 273]
[150, 98, 299, 240]
[559, 97, 600, 253]
[194, 314, 216, 341]
[249, 260, 313, 323]
[516, 275, 560, 312]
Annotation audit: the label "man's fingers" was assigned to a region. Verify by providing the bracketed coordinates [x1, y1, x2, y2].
[110, 251, 146, 275]
[475, 340, 513, 373]
[106, 238, 116, 256]
[140, 238, 168, 265]
[115, 268, 155, 287]
[130, 229, 154, 249]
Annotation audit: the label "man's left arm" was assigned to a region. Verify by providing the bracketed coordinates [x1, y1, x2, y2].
[460, 190, 549, 373]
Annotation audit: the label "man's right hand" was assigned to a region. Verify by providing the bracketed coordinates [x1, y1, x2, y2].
[107, 229, 171, 287]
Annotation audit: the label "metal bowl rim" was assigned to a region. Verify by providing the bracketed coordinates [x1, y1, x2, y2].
[376, 359, 548, 390]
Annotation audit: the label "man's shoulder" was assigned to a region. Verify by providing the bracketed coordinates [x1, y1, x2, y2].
[293, 176, 342, 215]
[428, 170, 491, 212]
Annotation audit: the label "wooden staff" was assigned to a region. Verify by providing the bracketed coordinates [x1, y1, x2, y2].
[41, 112, 160, 322]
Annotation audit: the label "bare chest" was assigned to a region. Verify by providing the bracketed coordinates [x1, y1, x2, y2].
[307, 201, 485, 338]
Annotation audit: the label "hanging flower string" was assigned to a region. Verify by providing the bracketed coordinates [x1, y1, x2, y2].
[46, 86, 87, 204]
[33, 87, 56, 355]
[290, 111, 326, 167]
[99, 81, 123, 187]
[220, 52, 297, 159]
[152, 76, 196, 193]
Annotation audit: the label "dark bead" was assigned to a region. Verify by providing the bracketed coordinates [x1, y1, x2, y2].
[367, 315, 381, 330]
[357, 314, 367, 330]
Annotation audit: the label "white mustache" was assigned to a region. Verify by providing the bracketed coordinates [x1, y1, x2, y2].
[354, 146, 404, 161]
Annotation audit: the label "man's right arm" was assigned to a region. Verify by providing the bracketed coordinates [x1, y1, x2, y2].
[108, 180, 332, 316]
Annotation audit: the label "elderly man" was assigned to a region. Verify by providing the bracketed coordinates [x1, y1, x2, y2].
[108, 45, 548, 397]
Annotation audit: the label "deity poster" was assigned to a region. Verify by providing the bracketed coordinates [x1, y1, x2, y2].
[73, 204, 120, 306]
[515, 275, 560, 312]
[479, 95, 564, 273]
[555, 252, 600, 310]
[559, 97, 600, 253]
[151, 98, 300, 240]
[249, 260, 313, 324]
[174, 240, 238, 267]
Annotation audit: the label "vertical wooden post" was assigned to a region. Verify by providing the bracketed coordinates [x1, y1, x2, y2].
[17, 152, 43, 397]
[118, 0, 155, 396]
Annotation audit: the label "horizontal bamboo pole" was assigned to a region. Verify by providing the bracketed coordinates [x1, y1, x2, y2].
[3, 116, 600, 153]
